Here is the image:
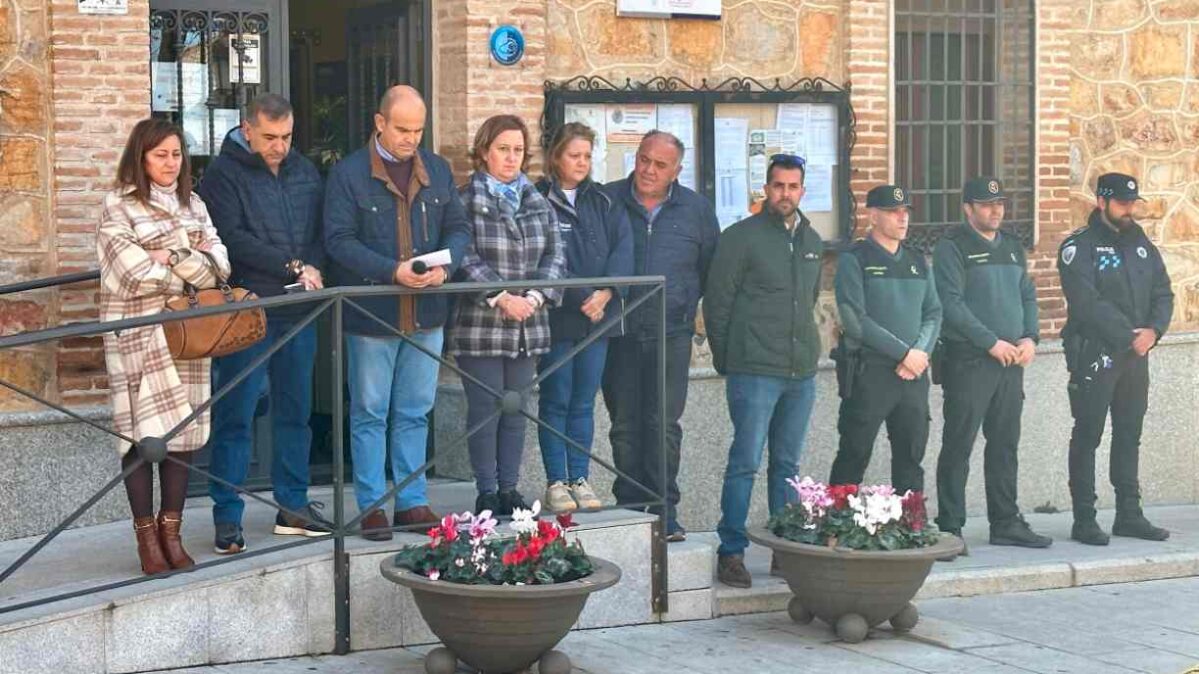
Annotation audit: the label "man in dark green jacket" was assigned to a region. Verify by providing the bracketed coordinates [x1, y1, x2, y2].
[932, 177, 1051, 560]
[704, 154, 822, 588]
[829, 185, 941, 493]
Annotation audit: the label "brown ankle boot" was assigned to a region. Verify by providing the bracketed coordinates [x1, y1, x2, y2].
[157, 511, 195, 570]
[133, 516, 171, 575]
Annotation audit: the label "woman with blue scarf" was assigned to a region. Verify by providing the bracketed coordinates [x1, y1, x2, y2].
[534, 123, 633, 513]
[450, 114, 566, 516]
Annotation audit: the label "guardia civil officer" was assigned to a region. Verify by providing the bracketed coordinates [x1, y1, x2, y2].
[932, 177, 1051, 559]
[1058, 173, 1173, 546]
[829, 185, 942, 492]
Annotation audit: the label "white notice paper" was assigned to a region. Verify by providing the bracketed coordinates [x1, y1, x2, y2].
[655, 104, 695, 147]
[716, 170, 749, 229]
[211, 108, 242, 139]
[229, 34, 262, 84]
[607, 104, 657, 144]
[714, 117, 749, 170]
[805, 106, 839, 165]
[78, 0, 128, 15]
[803, 164, 835, 213]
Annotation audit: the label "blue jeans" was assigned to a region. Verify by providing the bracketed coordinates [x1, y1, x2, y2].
[208, 320, 317, 526]
[537, 338, 609, 483]
[717, 373, 817, 556]
[346, 329, 443, 513]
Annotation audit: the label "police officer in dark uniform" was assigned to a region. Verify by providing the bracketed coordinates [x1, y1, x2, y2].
[1058, 172, 1174, 546]
[932, 177, 1052, 559]
[830, 185, 942, 492]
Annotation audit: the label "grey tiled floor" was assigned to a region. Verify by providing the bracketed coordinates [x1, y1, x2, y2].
[151, 575, 1199, 673]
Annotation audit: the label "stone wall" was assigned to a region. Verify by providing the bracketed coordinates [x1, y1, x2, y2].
[1065, 0, 1199, 332]
[0, 0, 54, 411]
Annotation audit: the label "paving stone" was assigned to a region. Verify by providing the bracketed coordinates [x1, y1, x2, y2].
[0, 612, 104, 674]
[661, 588, 713, 622]
[207, 567, 310, 663]
[106, 589, 208, 673]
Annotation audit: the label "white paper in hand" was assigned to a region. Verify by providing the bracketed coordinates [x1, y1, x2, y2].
[410, 249, 452, 268]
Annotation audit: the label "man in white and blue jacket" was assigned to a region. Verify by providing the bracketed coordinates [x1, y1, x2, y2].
[323, 85, 471, 540]
[602, 130, 720, 542]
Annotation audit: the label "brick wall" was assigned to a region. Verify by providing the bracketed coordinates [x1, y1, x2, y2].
[435, 0, 547, 177]
[845, 0, 889, 237]
[48, 0, 150, 406]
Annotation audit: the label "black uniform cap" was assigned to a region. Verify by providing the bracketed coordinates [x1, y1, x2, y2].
[866, 184, 912, 210]
[963, 176, 1006, 203]
[1096, 173, 1145, 202]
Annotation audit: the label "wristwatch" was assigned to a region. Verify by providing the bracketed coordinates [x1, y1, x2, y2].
[167, 249, 180, 267]
[286, 259, 306, 279]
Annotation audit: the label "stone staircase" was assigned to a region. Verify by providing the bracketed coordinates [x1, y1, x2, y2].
[0, 481, 717, 674]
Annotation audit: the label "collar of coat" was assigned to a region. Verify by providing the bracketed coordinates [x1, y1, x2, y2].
[369, 137, 430, 199]
[535, 176, 610, 219]
[465, 171, 550, 219]
[1087, 207, 1146, 244]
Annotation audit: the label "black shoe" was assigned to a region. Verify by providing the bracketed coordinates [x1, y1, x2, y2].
[1071, 519, 1110, 546]
[214, 522, 246, 554]
[497, 489, 529, 516]
[937, 529, 968, 561]
[990, 515, 1053, 548]
[476, 491, 500, 515]
[273, 502, 333, 537]
[1112, 513, 1170, 541]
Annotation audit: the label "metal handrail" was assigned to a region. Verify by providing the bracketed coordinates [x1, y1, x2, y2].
[0, 274, 670, 656]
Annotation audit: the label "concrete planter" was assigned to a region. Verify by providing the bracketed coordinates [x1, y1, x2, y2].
[747, 528, 962, 643]
[379, 556, 621, 673]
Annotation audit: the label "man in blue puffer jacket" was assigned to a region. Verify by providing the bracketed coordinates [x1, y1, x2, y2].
[198, 94, 329, 554]
[602, 130, 720, 541]
[323, 85, 471, 540]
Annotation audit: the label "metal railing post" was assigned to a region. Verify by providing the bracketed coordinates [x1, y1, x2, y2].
[332, 296, 350, 655]
[655, 281, 669, 614]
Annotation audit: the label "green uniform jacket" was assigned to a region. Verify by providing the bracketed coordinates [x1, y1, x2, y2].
[835, 236, 942, 363]
[703, 210, 824, 379]
[933, 223, 1039, 353]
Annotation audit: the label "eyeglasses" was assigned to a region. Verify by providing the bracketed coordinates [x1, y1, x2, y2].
[769, 153, 807, 167]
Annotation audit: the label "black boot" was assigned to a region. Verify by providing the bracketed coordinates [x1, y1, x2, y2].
[1071, 518, 1110, 546]
[990, 515, 1053, 548]
[1112, 500, 1169, 541]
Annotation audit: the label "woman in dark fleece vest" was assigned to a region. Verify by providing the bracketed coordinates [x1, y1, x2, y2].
[534, 123, 633, 514]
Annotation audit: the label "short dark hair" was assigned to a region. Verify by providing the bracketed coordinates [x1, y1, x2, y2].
[471, 114, 531, 173]
[245, 93, 293, 126]
[766, 154, 806, 185]
[115, 118, 193, 209]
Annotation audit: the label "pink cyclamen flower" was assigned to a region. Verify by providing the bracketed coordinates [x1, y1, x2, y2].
[427, 569, 440, 581]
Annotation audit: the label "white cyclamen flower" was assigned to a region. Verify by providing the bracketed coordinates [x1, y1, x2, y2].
[509, 500, 542, 535]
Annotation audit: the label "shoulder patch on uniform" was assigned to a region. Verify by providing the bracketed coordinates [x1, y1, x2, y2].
[1137, 246, 1148, 259]
[1061, 244, 1076, 266]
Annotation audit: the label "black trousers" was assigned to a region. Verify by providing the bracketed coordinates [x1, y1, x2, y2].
[1068, 350, 1149, 520]
[935, 353, 1023, 531]
[601, 334, 692, 521]
[829, 358, 930, 492]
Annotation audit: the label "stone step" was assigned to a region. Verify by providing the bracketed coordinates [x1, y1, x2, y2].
[0, 482, 672, 674]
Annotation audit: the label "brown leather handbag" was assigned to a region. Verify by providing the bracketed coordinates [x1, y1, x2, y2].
[162, 252, 267, 360]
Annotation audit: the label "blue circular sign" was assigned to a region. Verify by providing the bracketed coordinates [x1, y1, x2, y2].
[490, 25, 524, 66]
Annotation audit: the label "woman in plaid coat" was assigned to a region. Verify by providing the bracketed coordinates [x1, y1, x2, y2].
[449, 114, 566, 516]
[98, 119, 231, 575]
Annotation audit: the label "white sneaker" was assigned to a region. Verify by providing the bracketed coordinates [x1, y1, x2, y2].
[544, 481, 578, 513]
[569, 478, 602, 511]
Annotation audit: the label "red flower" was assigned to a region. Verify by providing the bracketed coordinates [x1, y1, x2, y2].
[901, 490, 928, 532]
[828, 483, 859, 509]
[502, 543, 529, 566]
[526, 537, 545, 560]
[556, 512, 577, 529]
[427, 527, 442, 547]
[537, 519, 559, 539]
